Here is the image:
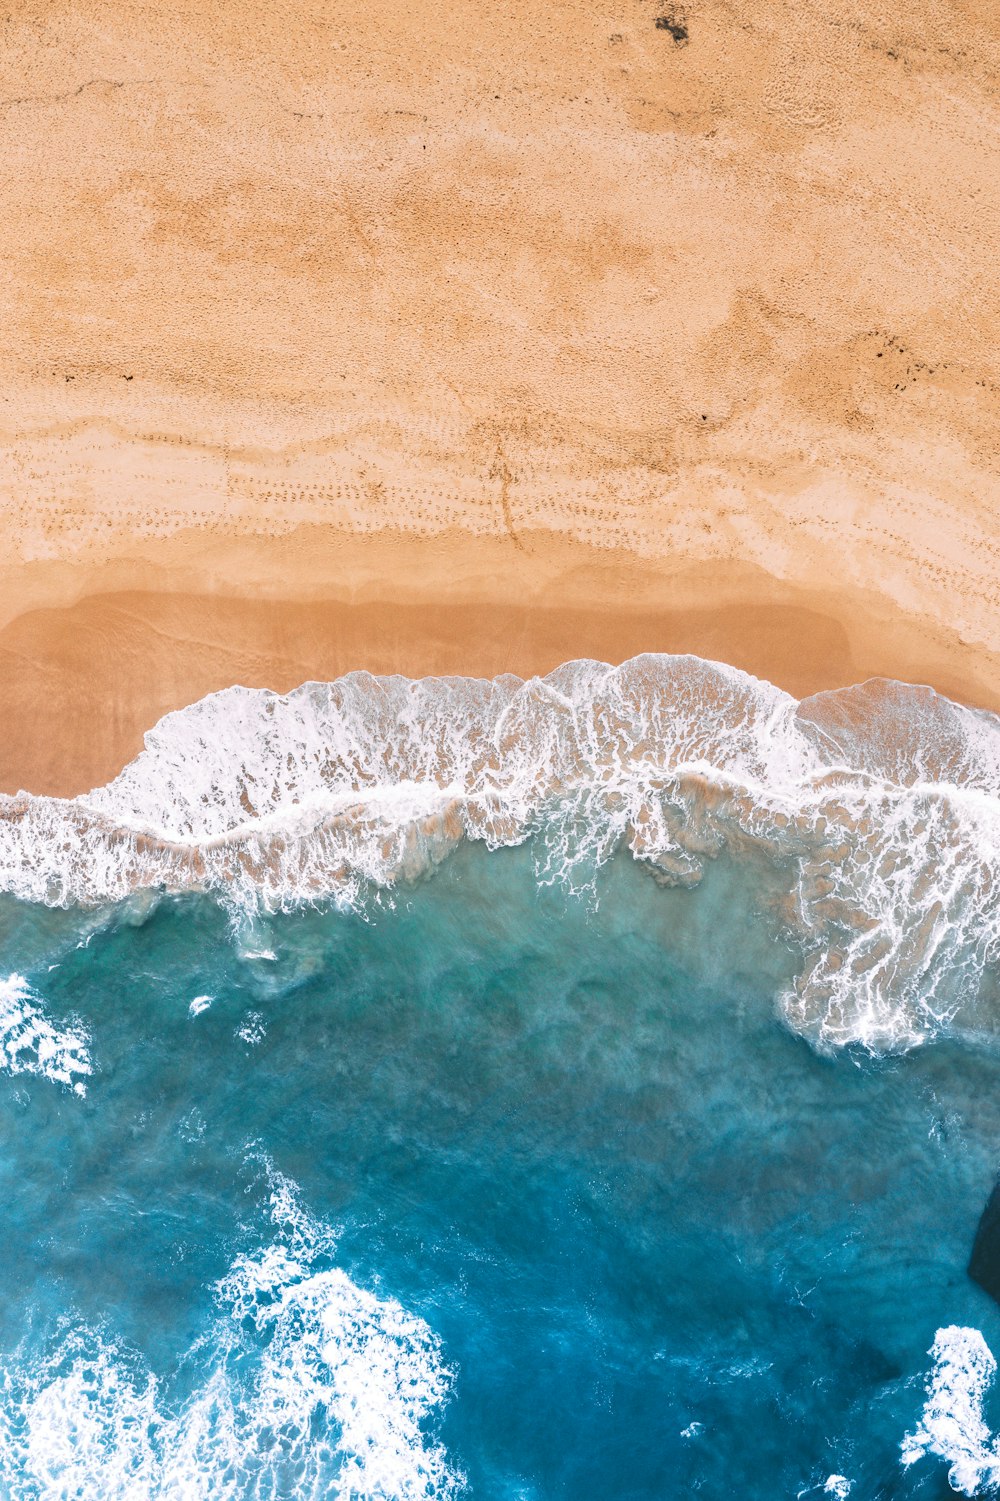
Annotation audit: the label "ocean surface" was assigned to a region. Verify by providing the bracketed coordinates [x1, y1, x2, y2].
[3, 655, 1000, 1498]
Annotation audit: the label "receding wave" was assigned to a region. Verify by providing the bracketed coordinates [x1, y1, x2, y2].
[2, 653, 999, 1052]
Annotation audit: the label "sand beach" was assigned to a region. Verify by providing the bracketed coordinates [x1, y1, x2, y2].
[1, 0, 999, 794]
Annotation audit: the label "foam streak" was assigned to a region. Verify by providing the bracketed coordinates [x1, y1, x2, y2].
[2, 655, 1000, 1051]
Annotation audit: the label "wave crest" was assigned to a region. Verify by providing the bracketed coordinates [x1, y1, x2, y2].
[0, 974, 92, 1094]
[902, 1326, 1000, 1496]
[0, 1169, 462, 1500]
[2, 653, 999, 1053]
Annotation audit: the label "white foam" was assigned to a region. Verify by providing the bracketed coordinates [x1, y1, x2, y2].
[2, 654, 1000, 1051]
[236, 1011, 265, 1045]
[0, 1171, 463, 1500]
[0, 973, 92, 1094]
[796, 1479, 852, 1500]
[902, 1326, 1000, 1495]
[188, 994, 213, 1017]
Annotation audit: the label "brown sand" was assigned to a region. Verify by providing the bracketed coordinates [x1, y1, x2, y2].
[1, 0, 999, 795]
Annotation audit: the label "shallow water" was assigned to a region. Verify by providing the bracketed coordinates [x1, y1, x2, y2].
[7, 656, 1000, 1056]
[2, 841, 1000, 1497]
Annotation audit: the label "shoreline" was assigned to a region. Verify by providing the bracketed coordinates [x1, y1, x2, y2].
[2, 1, 999, 799]
[3, 527, 1000, 798]
[0, 645, 993, 1053]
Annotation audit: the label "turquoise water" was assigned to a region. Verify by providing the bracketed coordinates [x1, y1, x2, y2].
[2, 840, 1000, 1497]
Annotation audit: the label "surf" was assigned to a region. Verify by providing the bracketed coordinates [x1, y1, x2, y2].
[0, 1163, 461, 1501]
[1, 654, 999, 1053]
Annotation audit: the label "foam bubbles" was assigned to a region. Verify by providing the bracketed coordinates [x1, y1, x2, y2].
[3, 655, 1000, 1051]
[902, 1326, 1000, 1495]
[796, 1479, 853, 1500]
[235, 1011, 265, 1045]
[0, 973, 92, 1094]
[0, 1171, 463, 1500]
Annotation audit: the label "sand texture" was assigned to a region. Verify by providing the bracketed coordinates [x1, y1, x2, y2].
[1, 0, 999, 794]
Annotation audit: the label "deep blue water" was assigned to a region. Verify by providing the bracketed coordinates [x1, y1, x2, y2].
[2, 842, 1000, 1498]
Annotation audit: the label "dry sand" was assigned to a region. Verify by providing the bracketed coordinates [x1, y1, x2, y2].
[1, 0, 999, 795]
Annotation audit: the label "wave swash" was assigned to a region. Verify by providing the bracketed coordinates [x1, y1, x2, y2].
[3, 653, 1000, 1053]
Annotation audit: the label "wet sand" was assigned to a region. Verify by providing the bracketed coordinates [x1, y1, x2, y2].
[3, 530, 998, 797]
[1, 0, 999, 794]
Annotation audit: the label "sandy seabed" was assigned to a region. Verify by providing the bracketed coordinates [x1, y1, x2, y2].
[1, 0, 998, 796]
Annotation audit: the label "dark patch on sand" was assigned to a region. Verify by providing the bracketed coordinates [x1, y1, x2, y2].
[655, 11, 689, 43]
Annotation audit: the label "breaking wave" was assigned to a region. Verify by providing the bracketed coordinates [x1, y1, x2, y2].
[902, 1326, 1000, 1496]
[0, 973, 92, 1095]
[0, 1167, 462, 1500]
[2, 653, 1000, 1052]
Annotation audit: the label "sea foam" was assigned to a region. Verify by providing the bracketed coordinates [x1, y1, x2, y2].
[902, 1326, 1000, 1495]
[0, 1168, 462, 1500]
[0, 973, 92, 1094]
[1, 654, 999, 1052]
